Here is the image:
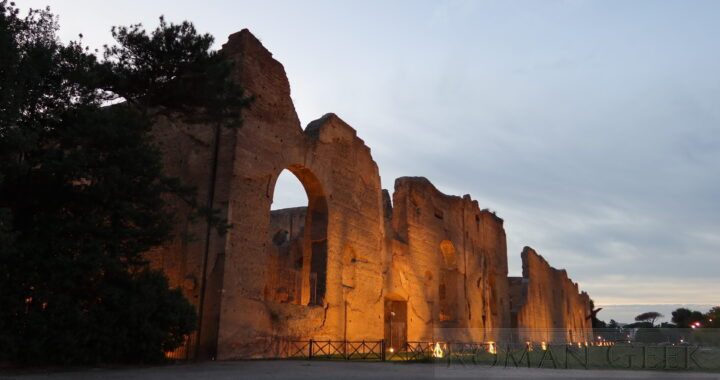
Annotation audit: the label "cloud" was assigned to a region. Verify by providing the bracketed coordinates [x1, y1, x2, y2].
[583, 275, 719, 306]
[278, 0, 720, 307]
[25, 0, 720, 308]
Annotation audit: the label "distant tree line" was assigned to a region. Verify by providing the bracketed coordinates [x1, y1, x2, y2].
[593, 306, 720, 330]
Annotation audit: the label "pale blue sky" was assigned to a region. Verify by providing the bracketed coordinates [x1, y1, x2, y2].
[20, 0, 720, 323]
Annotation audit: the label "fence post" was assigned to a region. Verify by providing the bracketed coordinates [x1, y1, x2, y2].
[309, 339, 313, 360]
[381, 339, 386, 361]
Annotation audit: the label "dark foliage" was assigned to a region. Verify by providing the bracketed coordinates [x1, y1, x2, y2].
[624, 321, 653, 329]
[671, 307, 705, 329]
[102, 16, 252, 125]
[0, 2, 247, 365]
[588, 299, 606, 329]
[706, 307, 720, 328]
[634, 311, 663, 326]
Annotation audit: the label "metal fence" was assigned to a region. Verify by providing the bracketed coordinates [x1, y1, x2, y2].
[271, 340, 496, 361]
[163, 338, 497, 362]
[164, 328, 720, 364]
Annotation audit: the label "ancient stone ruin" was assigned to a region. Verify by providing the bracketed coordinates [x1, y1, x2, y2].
[147, 29, 593, 359]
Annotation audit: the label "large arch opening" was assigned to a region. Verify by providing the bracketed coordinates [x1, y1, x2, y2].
[265, 166, 328, 306]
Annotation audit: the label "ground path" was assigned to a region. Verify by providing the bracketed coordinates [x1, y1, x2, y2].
[2, 360, 718, 379]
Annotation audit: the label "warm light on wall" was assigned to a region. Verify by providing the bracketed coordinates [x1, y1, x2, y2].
[541, 341, 547, 351]
[487, 341, 497, 355]
[432, 342, 444, 358]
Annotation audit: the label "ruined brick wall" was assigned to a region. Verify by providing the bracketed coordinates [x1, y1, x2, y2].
[265, 207, 306, 304]
[215, 31, 386, 359]
[147, 30, 386, 359]
[386, 177, 510, 343]
[146, 106, 239, 360]
[509, 247, 592, 343]
[147, 28, 594, 359]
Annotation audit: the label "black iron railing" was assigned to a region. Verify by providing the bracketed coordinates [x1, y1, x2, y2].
[387, 341, 434, 361]
[277, 340, 386, 360]
[273, 340, 493, 361]
[165, 332, 720, 371]
[164, 338, 497, 361]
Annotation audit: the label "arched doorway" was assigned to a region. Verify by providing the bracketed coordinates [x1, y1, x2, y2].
[265, 165, 328, 306]
[384, 294, 408, 352]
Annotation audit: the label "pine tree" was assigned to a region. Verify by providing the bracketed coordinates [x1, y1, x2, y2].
[0, 2, 249, 364]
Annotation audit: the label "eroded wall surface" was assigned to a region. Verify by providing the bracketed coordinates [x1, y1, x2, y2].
[216, 30, 387, 359]
[265, 207, 306, 304]
[148, 28, 595, 359]
[146, 97, 238, 359]
[509, 247, 592, 343]
[386, 177, 511, 343]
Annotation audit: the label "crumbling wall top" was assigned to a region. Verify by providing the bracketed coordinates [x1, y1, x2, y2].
[393, 176, 503, 223]
[222, 29, 301, 132]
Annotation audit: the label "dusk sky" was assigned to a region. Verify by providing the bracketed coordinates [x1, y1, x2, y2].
[21, 0, 720, 323]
